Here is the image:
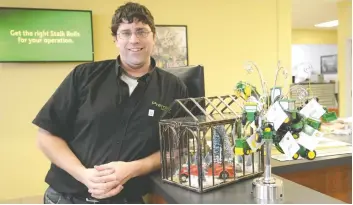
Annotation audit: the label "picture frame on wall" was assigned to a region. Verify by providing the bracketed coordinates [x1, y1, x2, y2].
[152, 25, 188, 68]
[320, 54, 337, 74]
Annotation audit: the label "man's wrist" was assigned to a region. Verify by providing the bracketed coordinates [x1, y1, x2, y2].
[129, 160, 144, 178]
[70, 165, 86, 182]
[129, 152, 160, 178]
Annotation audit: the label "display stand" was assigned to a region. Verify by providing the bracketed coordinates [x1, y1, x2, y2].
[252, 140, 284, 202]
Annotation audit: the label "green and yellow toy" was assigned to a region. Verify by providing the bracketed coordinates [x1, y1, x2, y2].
[242, 102, 259, 126]
[234, 138, 252, 156]
[298, 145, 316, 160]
[235, 81, 260, 100]
[322, 107, 337, 122]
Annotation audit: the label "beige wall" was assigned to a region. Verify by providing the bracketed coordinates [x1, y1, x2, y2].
[0, 0, 291, 201]
[292, 29, 337, 44]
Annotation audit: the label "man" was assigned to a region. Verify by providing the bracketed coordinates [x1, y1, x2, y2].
[32, 2, 188, 204]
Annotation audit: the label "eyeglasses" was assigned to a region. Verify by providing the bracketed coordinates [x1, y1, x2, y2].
[117, 30, 151, 40]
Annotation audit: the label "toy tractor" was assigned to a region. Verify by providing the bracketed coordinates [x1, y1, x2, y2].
[298, 145, 316, 160]
[274, 143, 300, 160]
[277, 98, 304, 139]
[242, 102, 259, 126]
[260, 122, 275, 141]
[301, 97, 337, 123]
[322, 107, 338, 122]
[252, 122, 275, 151]
[235, 81, 260, 100]
[306, 117, 321, 130]
[234, 138, 252, 155]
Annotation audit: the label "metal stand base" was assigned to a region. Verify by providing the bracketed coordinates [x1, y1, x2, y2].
[252, 176, 284, 203]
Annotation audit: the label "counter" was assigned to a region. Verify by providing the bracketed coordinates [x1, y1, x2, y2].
[272, 134, 352, 203]
[148, 172, 345, 204]
[147, 134, 352, 204]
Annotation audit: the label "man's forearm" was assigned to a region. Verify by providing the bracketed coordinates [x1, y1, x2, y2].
[131, 151, 161, 178]
[36, 128, 85, 181]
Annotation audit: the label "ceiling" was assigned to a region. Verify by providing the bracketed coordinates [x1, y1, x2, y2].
[292, 0, 344, 29]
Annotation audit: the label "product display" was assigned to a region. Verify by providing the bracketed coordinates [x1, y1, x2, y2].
[158, 60, 338, 201]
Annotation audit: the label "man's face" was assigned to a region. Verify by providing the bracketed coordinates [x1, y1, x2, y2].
[115, 19, 155, 69]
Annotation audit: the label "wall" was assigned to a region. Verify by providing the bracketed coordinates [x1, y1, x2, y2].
[337, 0, 352, 117]
[291, 29, 338, 82]
[0, 0, 291, 201]
[291, 44, 337, 82]
[292, 29, 337, 44]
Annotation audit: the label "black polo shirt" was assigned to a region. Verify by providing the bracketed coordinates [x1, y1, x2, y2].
[32, 57, 188, 199]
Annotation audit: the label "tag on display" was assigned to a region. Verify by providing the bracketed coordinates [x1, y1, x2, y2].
[312, 130, 324, 138]
[303, 124, 324, 138]
[297, 132, 320, 151]
[266, 101, 287, 130]
[279, 132, 300, 158]
[303, 124, 316, 136]
[246, 134, 264, 152]
[299, 98, 326, 119]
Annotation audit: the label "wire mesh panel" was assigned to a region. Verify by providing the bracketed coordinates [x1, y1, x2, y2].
[159, 95, 265, 193]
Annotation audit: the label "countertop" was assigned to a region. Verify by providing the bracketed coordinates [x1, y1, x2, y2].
[149, 171, 345, 204]
[148, 134, 352, 204]
[272, 133, 351, 175]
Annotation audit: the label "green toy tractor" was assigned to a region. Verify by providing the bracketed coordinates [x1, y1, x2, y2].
[277, 98, 304, 139]
[306, 117, 321, 130]
[301, 96, 337, 123]
[234, 138, 252, 155]
[235, 81, 260, 100]
[298, 145, 316, 160]
[322, 107, 338, 122]
[274, 143, 300, 160]
[261, 122, 275, 141]
[242, 102, 259, 126]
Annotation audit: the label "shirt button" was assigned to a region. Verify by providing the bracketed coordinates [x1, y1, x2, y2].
[117, 141, 120, 144]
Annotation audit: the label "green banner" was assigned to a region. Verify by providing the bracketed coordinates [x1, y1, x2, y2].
[0, 8, 94, 62]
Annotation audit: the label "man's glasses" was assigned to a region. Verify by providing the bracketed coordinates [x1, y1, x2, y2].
[117, 30, 151, 40]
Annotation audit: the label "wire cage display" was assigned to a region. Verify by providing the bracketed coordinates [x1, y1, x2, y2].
[159, 95, 265, 193]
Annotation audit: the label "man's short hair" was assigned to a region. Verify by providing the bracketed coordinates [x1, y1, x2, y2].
[110, 2, 156, 37]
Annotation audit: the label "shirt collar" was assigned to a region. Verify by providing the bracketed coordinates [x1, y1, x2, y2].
[115, 56, 157, 83]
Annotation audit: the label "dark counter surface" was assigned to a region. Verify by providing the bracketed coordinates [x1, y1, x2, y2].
[149, 172, 345, 204]
[149, 134, 352, 204]
[272, 153, 351, 175]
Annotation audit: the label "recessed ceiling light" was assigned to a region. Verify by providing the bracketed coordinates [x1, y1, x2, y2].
[314, 20, 339, 27]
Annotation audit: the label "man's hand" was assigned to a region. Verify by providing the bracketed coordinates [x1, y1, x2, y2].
[77, 168, 121, 196]
[88, 152, 161, 199]
[90, 161, 136, 199]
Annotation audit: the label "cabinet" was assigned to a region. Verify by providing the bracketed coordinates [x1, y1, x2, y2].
[290, 83, 337, 108]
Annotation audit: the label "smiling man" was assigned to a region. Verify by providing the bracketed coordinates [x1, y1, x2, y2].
[32, 2, 188, 204]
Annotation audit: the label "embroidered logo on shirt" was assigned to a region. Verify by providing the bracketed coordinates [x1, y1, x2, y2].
[151, 101, 171, 112]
